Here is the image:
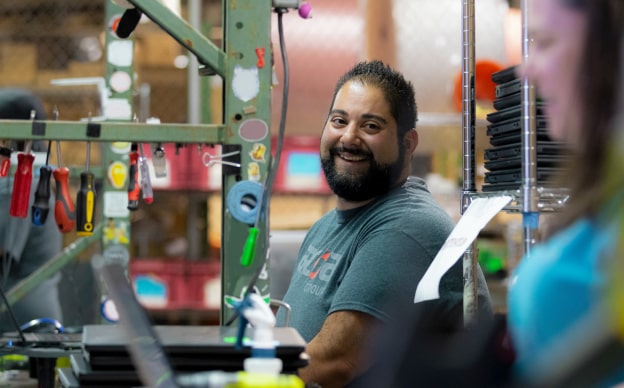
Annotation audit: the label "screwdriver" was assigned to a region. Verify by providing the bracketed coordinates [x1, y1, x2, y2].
[31, 140, 53, 226]
[53, 140, 76, 233]
[0, 142, 10, 177]
[52, 108, 76, 232]
[9, 112, 38, 218]
[138, 143, 153, 204]
[76, 141, 96, 236]
[127, 143, 140, 211]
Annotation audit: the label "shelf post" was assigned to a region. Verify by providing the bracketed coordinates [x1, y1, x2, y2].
[460, 0, 480, 328]
[520, 0, 540, 254]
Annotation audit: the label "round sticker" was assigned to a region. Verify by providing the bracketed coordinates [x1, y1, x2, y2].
[239, 118, 269, 142]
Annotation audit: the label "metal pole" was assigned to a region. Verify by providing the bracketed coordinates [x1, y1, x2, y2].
[461, 0, 478, 327]
[188, 0, 202, 126]
[2, 225, 103, 311]
[520, 0, 539, 254]
[187, 0, 202, 260]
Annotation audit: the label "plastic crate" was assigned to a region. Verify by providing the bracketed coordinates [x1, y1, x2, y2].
[186, 260, 221, 310]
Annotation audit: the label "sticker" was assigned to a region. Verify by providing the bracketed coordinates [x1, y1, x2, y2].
[103, 191, 130, 218]
[111, 142, 132, 154]
[249, 143, 267, 162]
[108, 161, 127, 189]
[255, 47, 265, 68]
[239, 118, 268, 142]
[224, 284, 270, 310]
[107, 40, 133, 67]
[104, 98, 133, 120]
[110, 71, 132, 93]
[103, 218, 130, 244]
[247, 162, 261, 182]
[103, 243, 131, 264]
[231, 65, 259, 102]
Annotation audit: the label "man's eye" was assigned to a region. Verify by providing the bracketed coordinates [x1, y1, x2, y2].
[364, 123, 381, 131]
[331, 117, 347, 126]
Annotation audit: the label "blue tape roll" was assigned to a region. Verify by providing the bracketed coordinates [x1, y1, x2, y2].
[226, 180, 263, 224]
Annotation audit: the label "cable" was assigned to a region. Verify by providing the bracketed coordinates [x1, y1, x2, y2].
[0, 284, 27, 343]
[225, 8, 290, 327]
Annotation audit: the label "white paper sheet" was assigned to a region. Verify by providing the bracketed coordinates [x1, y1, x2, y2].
[414, 195, 512, 303]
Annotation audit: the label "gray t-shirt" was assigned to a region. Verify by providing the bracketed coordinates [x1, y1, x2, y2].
[276, 176, 491, 342]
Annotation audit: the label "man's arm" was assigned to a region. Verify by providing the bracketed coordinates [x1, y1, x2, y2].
[298, 310, 381, 388]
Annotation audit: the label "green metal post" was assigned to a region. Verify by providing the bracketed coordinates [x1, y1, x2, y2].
[220, 0, 273, 324]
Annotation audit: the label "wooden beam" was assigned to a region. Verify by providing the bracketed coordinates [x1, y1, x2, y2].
[363, 0, 396, 67]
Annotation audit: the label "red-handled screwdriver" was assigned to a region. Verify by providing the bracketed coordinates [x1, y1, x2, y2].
[0, 143, 10, 177]
[53, 139, 76, 233]
[9, 140, 34, 218]
[127, 143, 140, 211]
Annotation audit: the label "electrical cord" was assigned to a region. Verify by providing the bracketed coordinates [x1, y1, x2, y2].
[225, 7, 291, 327]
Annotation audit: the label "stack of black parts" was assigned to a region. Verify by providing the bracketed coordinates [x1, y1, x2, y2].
[482, 65, 567, 192]
[56, 325, 309, 387]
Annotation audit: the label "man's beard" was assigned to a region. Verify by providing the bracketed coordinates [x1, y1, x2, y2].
[321, 146, 404, 202]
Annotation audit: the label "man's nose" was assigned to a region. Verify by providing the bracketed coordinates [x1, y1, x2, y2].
[339, 124, 360, 147]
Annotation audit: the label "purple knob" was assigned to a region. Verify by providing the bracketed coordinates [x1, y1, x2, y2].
[298, 1, 313, 19]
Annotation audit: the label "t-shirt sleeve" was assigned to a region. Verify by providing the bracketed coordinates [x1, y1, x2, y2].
[328, 229, 439, 321]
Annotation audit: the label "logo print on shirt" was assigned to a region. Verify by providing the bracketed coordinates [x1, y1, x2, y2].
[309, 250, 331, 280]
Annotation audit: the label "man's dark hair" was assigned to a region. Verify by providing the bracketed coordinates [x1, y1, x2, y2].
[331, 60, 418, 140]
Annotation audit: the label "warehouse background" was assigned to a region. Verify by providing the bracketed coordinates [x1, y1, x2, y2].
[0, 0, 521, 325]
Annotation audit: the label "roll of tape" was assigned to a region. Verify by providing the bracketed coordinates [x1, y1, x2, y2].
[226, 180, 263, 224]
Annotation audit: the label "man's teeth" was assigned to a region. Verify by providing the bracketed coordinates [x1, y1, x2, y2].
[340, 153, 366, 161]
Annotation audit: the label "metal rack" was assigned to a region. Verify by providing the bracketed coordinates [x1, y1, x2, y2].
[459, 0, 569, 324]
[0, 0, 274, 325]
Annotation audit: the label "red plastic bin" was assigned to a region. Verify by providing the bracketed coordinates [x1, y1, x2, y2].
[186, 260, 221, 310]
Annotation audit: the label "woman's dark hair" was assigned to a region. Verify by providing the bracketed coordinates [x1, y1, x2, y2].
[550, 0, 624, 233]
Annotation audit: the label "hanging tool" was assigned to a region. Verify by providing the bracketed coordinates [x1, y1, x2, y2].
[76, 139, 96, 236]
[127, 143, 140, 211]
[115, 6, 142, 39]
[31, 140, 53, 226]
[0, 141, 10, 178]
[151, 143, 167, 178]
[138, 143, 153, 204]
[51, 108, 76, 232]
[145, 118, 166, 178]
[9, 110, 37, 218]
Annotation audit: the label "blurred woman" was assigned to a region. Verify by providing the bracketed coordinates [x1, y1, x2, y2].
[508, 0, 624, 385]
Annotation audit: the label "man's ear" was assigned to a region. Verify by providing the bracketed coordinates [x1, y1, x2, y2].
[404, 129, 418, 154]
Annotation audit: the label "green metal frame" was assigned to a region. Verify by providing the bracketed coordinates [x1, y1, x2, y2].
[0, 0, 273, 325]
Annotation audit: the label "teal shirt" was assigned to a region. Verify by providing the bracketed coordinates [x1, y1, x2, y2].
[508, 215, 624, 386]
[276, 176, 492, 342]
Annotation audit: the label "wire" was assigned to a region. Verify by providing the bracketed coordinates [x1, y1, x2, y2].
[225, 7, 291, 327]
[255, 8, 290, 227]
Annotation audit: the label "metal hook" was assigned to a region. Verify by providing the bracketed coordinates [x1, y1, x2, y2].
[202, 150, 241, 168]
